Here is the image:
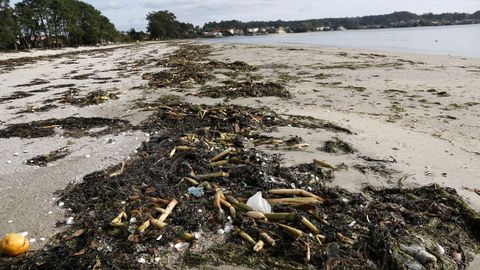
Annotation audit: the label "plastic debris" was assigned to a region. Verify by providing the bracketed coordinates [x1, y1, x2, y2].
[187, 186, 204, 198]
[246, 192, 271, 213]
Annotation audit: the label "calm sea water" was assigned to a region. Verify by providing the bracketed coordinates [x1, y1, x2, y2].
[205, 24, 480, 58]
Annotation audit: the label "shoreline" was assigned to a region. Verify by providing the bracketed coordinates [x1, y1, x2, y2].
[203, 23, 480, 59]
[1, 40, 480, 268]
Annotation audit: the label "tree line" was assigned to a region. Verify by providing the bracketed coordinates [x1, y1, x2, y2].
[0, 0, 119, 51]
[203, 11, 480, 33]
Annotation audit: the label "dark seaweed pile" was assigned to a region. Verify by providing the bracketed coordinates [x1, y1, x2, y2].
[198, 81, 291, 99]
[0, 117, 131, 139]
[2, 97, 480, 270]
[26, 147, 71, 167]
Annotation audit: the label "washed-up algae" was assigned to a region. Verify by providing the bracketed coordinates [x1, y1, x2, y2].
[3, 97, 480, 270]
[143, 43, 260, 90]
[26, 147, 70, 167]
[0, 117, 131, 139]
[197, 81, 291, 99]
[41, 88, 119, 107]
[0, 91, 34, 103]
[58, 89, 120, 106]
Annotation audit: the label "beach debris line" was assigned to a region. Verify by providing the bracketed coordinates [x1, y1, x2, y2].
[0, 117, 131, 139]
[3, 96, 480, 269]
[196, 80, 291, 99]
[143, 43, 285, 99]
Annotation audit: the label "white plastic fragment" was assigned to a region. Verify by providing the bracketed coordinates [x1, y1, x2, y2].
[187, 186, 204, 198]
[246, 192, 271, 213]
[174, 242, 190, 252]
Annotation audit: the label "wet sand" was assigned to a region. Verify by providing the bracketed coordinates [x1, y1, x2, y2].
[1, 40, 480, 256]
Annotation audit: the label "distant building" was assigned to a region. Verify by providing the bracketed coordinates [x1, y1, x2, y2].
[226, 28, 243, 36]
[246, 28, 259, 35]
[276, 27, 286, 34]
[203, 30, 223, 37]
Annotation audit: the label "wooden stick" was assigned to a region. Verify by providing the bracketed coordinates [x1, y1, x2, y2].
[150, 219, 166, 229]
[260, 232, 276, 246]
[226, 195, 254, 212]
[267, 197, 321, 206]
[301, 216, 320, 234]
[110, 211, 127, 227]
[269, 188, 323, 201]
[195, 172, 229, 180]
[208, 160, 229, 167]
[109, 160, 126, 177]
[184, 177, 199, 186]
[264, 212, 296, 221]
[211, 148, 235, 162]
[277, 223, 304, 238]
[236, 227, 256, 245]
[336, 232, 355, 245]
[253, 240, 265, 252]
[313, 159, 336, 170]
[138, 220, 150, 232]
[220, 199, 236, 217]
[158, 199, 178, 222]
[245, 211, 267, 221]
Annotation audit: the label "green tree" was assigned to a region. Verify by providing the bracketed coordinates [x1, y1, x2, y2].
[13, 0, 119, 49]
[147, 10, 179, 40]
[146, 10, 198, 40]
[0, 0, 18, 50]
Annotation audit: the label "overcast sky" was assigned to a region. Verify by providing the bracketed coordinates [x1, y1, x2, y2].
[11, 0, 480, 31]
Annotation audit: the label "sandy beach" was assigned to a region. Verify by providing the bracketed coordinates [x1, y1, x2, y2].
[1, 40, 480, 268]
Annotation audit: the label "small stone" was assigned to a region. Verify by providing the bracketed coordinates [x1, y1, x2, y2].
[435, 243, 445, 255]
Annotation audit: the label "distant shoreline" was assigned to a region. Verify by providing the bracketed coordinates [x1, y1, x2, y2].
[204, 24, 480, 59]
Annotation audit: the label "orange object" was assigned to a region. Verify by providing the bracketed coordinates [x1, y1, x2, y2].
[1, 233, 29, 256]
